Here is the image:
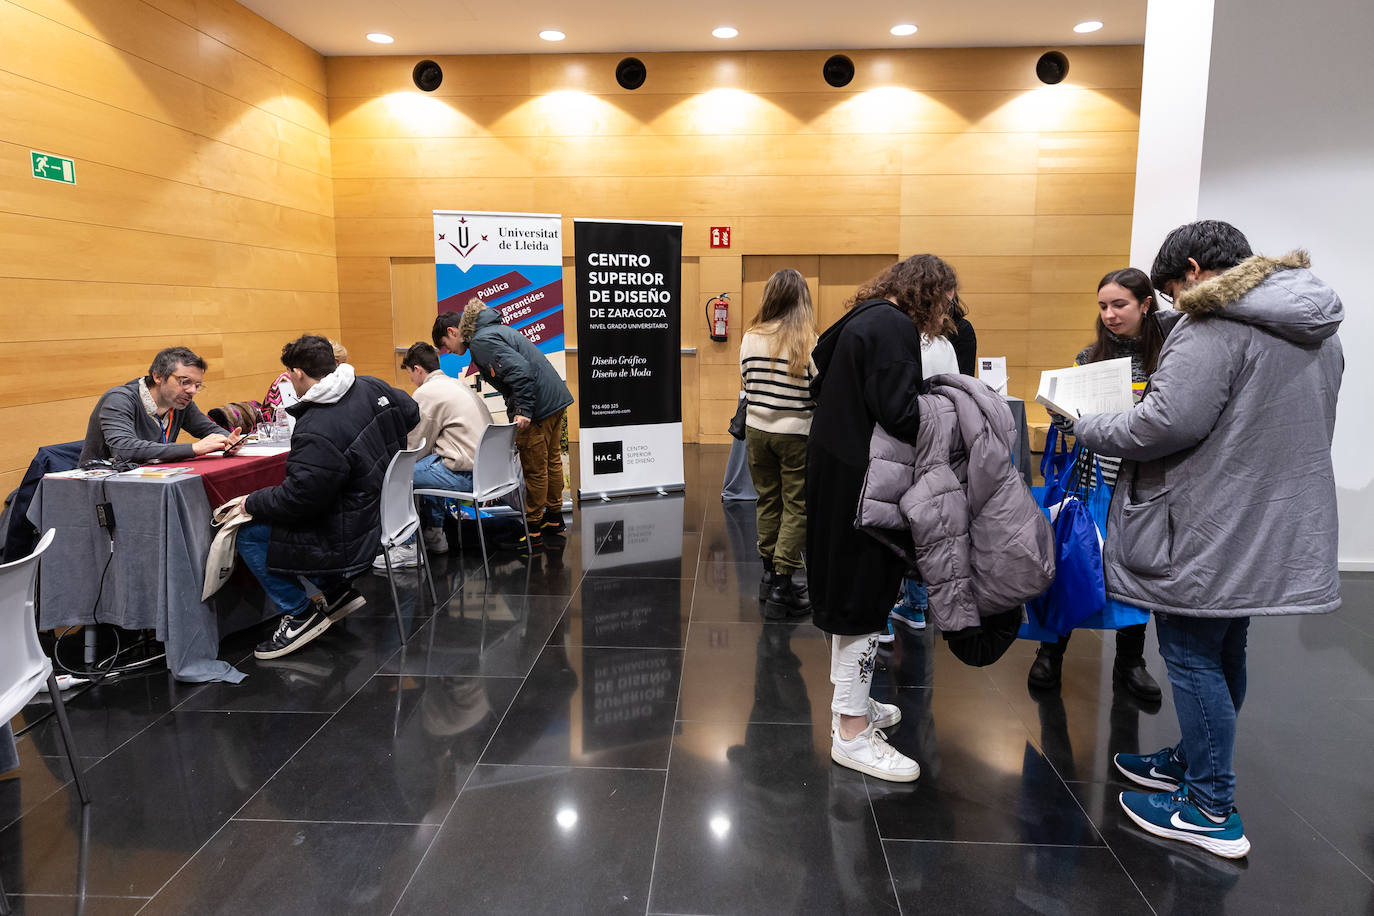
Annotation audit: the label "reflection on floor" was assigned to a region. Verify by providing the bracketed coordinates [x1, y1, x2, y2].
[4, 444, 1374, 914]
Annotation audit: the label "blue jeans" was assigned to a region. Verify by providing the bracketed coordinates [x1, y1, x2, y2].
[413, 455, 473, 530]
[236, 521, 337, 617]
[1155, 612, 1250, 817]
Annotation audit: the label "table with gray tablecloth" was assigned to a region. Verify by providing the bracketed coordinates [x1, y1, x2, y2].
[28, 475, 276, 683]
[1005, 395, 1033, 488]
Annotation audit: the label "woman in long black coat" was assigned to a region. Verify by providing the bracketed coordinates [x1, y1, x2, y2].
[808, 254, 958, 783]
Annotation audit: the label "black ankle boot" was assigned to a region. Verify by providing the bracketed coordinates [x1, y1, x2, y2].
[1027, 647, 1063, 691]
[758, 557, 774, 603]
[763, 572, 812, 619]
[1114, 658, 1162, 702]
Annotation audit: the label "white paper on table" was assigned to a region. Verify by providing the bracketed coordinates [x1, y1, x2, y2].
[1035, 356, 1133, 417]
[235, 444, 291, 456]
[977, 356, 1008, 395]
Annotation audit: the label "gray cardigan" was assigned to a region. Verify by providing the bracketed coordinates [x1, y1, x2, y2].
[1075, 252, 1344, 618]
[79, 379, 226, 465]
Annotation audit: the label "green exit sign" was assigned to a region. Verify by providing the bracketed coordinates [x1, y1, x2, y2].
[30, 150, 75, 185]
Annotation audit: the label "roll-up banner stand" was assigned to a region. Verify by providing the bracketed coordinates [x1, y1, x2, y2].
[433, 210, 567, 402]
[574, 219, 684, 500]
[434, 209, 574, 504]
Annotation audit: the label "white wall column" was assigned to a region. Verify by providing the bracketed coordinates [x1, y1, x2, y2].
[1128, 0, 1216, 271]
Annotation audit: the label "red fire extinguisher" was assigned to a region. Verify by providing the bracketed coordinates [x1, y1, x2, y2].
[707, 293, 730, 342]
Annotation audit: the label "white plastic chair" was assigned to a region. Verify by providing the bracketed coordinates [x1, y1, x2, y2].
[378, 441, 438, 641]
[414, 423, 530, 579]
[0, 528, 89, 806]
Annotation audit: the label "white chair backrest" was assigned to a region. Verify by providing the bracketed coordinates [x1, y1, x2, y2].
[379, 440, 426, 545]
[472, 424, 521, 498]
[0, 528, 56, 723]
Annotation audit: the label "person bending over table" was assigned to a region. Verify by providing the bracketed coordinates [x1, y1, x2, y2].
[232, 335, 420, 660]
[79, 346, 244, 466]
[374, 342, 493, 569]
[433, 300, 573, 555]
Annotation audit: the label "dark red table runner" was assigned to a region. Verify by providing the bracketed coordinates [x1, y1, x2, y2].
[181, 452, 288, 507]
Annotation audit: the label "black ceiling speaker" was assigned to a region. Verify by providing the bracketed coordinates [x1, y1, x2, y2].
[1036, 50, 1069, 85]
[616, 57, 647, 90]
[823, 54, 855, 88]
[412, 59, 443, 92]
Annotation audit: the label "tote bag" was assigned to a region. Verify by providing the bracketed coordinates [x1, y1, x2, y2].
[1020, 452, 1149, 640]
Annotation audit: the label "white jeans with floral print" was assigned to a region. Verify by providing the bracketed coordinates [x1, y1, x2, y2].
[830, 633, 881, 717]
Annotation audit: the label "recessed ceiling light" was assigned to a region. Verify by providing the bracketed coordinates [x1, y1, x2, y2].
[890, 23, 918, 36]
[539, 29, 565, 41]
[712, 26, 739, 39]
[365, 32, 394, 44]
[1073, 20, 1104, 33]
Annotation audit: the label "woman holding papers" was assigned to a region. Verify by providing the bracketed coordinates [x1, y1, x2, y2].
[1029, 268, 1181, 700]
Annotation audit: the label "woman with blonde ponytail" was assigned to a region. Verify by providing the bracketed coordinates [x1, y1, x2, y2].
[740, 268, 818, 619]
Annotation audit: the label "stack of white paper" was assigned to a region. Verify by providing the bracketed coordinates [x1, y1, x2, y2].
[1036, 357, 1134, 417]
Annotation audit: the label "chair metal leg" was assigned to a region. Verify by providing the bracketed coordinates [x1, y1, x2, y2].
[415, 530, 439, 609]
[47, 673, 90, 805]
[475, 510, 490, 579]
[382, 548, 406, 643]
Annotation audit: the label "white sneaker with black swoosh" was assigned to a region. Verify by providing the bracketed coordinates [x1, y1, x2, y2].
[254, 606, 332, 660]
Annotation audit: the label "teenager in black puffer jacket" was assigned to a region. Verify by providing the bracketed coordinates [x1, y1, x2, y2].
[238, 336, 420, 661]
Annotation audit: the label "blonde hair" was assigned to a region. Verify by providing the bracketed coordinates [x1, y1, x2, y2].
[457, 297, 486, 346]
[328, 338, 348, 364]
[748, 268, 817, 376]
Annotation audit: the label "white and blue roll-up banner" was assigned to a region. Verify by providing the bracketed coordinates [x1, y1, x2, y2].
[574, 219, 684, 499]
[433, 210, 567, 422]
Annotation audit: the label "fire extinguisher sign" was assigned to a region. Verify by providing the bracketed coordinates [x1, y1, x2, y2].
[709, 226, 731, 248]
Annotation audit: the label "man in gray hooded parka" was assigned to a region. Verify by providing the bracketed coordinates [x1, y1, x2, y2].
[1070, 220, 1343, 859]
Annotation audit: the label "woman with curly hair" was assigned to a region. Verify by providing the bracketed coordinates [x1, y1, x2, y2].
[808, 253, 958, 782]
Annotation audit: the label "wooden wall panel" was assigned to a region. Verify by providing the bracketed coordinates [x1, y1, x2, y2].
[0, 0, 337, 489]
[330, 45, 1142, 442]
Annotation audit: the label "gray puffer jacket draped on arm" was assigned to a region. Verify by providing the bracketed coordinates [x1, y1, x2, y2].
[856, 374, 1055, 634]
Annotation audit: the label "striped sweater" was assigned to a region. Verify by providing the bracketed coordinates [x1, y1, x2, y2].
[739, 328, 816, 436]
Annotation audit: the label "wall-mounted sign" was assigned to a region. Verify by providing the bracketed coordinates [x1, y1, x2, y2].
[30, 151, 75, 185]
[709, 226, 731, 248]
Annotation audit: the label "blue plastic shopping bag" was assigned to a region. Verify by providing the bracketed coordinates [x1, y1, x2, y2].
[1026, 496, 1107, 635]
[1021, 450, 1149, 639]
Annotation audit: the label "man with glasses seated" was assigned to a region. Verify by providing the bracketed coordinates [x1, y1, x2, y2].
[79, 346, 243, 466]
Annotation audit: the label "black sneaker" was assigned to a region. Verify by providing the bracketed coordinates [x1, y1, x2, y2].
[541, 509, 567, 534]
[498, 530, 542, 554]
[322, 584, 367, 622]
[254, 605, 332, 660]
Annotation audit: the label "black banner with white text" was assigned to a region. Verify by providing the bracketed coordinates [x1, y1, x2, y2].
[574, 219, 684, 497]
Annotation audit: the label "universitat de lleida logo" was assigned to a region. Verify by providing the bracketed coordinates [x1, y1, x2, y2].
[592, 441, 623, 475]
[438, 217, 485, 261]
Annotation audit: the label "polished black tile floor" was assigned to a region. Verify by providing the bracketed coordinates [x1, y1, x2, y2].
[5, 445, 1374, 915]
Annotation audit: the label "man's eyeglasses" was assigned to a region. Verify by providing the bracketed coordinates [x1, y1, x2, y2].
[170, 374, 207, 392]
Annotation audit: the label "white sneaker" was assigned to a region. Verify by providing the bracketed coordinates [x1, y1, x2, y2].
[831, 723, 920, 782]
[422, 527, 448, 555]
[831, 697, 901, 736]
[372, 543, 418, 570]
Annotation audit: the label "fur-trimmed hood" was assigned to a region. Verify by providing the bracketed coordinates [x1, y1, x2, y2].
[1176, 250, 1343, 344]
